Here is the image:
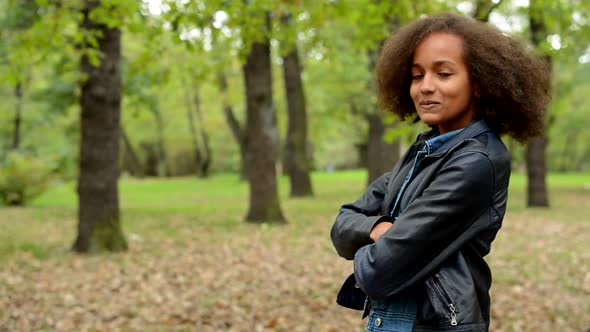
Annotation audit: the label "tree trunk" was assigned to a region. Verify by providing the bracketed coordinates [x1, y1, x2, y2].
[12, 82, 23, 150]
[366, 37, 401, 185]
[193, 84, 211, 178]
[243, 16, 286, 224]
[183, 77, 205, 177]
[121, 125, 143, 177]
[73, 0, 127, 253]
[367, 113, 401, 184]
[526, 134, 549, 206]
[218, 72, 248, 180]
[141, 141, 159, 176]
[575, 148, 590, 172]
[526, 1, 550, 207]
[281, 39, 313, 197]
[558, 132, 576, 172]
[152, 104, 170, 177]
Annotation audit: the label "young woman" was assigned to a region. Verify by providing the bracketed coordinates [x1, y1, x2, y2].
[331, 13, 550, 332]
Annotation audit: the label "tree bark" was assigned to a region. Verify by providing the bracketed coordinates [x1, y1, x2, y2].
[73, 0, 127, 253]
[366, 113, 401, 184]
[183, 79, 204, 176]
[12, 82, 23, 150]
[242, 15, 286, 224]
[192, 84, 211, 178]
[526, 134, 549, 206]
[182, 78, 211, 178]
[141, 141, 159, 176]
[366, 39, 401, 185]
[558, 132, 576, 172]
[151, 104, 170, 177]
[473, 2, 549, 206]
[575, 148, 590, 172]
[120, 125, 143, 177]
[526, 1, 550, 207]
[281, 39, 313, 197]
[218, 72, 248, 180]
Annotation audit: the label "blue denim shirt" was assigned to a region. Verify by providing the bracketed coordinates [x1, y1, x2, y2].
[365, 127, 464, 332]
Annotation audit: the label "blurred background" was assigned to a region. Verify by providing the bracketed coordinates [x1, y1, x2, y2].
[0, 0, 589, 331]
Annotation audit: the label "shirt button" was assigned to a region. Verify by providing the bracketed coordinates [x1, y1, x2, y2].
[375, 317, 382, 327]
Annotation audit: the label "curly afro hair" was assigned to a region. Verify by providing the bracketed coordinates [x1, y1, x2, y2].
[376, 13, 551, 141]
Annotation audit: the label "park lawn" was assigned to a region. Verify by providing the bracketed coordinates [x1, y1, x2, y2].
[0, 171, 589, 331]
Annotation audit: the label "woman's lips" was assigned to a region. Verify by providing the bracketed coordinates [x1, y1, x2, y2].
[419, 101, 440, 110]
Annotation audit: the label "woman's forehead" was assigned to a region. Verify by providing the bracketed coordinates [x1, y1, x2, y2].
[413, 33, 465, 64]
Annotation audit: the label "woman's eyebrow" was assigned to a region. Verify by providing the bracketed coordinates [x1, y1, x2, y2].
[413, 60, 457, 68]
[432, 59, 456, 66]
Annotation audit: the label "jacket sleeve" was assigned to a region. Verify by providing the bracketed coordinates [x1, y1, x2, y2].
[330, 171, 394, 260]
[353, 151, 495, 299]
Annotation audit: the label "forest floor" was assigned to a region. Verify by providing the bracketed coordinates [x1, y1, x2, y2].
[0, 171, 589, 332]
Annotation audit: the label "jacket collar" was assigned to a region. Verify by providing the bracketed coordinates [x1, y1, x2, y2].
[422, 120, 492, 156]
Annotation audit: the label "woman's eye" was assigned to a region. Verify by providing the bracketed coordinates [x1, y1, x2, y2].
[438, 72, 452, 78]
[412, 74, 423, 80]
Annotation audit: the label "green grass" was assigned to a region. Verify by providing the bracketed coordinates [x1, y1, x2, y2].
[31, 170, 590, 207]
[2, 170, 588, 258]
[505, 172, 590, 194]
[2, 170, 589, 260]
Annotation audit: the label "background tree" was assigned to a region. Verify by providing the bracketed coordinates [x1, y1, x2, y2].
[165, 0, 286, 223]
[323, 0, 443, 184]
[121, 16, 180, 177]
[472, 0, 504, 22]
[526, 0, 550, 207]
[183, 78, 212, 178]
[73, 0, 135, 252]
[0, 0, 74, 206]
[218, 70, 248, 179]
[0, 0, 40, 151]
[242, 10, 286, 223]
[279, 10, 313, 197]
[365, 31, 402, 185]
[2, 0, 589, 207]
[209, 13, 249, 180]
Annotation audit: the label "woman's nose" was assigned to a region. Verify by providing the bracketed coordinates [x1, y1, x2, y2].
[420, 73, 435, 93]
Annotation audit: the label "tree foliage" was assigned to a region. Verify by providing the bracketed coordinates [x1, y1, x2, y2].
[1, 0, 589, 185]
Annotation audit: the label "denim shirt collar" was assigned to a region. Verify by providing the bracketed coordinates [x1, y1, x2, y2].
[420, 120, 492, 156]
[424, 127, 464, 154]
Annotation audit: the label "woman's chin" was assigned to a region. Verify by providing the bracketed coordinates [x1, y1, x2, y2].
[418, 116, 440, 127]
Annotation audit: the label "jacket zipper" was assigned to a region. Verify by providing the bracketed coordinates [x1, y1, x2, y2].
[431, 275, 458, 326]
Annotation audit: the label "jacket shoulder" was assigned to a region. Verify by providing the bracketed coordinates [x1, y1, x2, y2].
[454, 132, 510, 166]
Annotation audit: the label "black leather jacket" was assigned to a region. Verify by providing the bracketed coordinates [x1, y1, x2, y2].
[331, 121, 510, 331]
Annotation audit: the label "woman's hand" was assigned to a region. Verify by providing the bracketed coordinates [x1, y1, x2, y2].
[370, 222, 394, 241]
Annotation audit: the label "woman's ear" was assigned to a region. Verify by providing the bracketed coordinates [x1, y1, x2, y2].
[473, 84, 480, 97]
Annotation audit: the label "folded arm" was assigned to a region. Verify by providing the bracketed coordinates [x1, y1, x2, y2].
[353, 151, 495, 299]
[330, 172, 394, 260]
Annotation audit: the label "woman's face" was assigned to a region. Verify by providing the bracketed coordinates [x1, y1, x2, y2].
[410, 32, 477, 134]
